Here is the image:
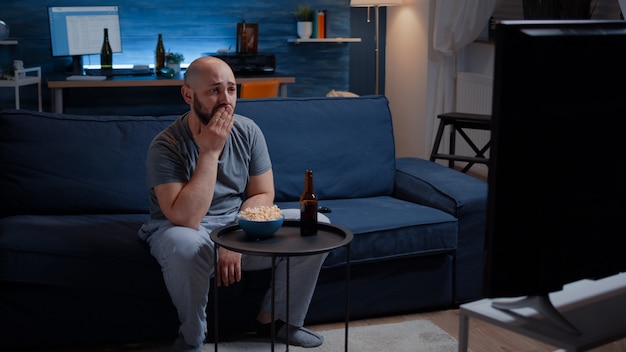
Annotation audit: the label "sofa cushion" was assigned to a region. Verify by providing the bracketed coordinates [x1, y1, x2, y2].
[0, 214, 159, 287]
[0, 110, 177, 216]
[277, 196, 458, 267]
[236, 96, 396, 202]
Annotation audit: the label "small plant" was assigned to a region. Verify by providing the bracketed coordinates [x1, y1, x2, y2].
[165, 51, 184, 64]
[293, 5, 314, 22]
[1, 64, 15, 79]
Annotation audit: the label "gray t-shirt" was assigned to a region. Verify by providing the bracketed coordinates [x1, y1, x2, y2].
[145, 112, 271, 221]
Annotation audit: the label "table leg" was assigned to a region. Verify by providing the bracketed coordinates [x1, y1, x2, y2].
[345, 243, 350, 352]
[458, 310, 469, 352]
[271, 255, 276, 352]
[448, 123, 456, 169]
[37, 79, 42, 112]
[286, 257, 290, 351]
[52, 88, 64, 113]
[213, 245, 219, 352]
[14, 86, 20, 110]
[279, 84, 287, 97]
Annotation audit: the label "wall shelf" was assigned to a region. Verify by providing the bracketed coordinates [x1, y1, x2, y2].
[288, 38, 361, 44]
[0, 40, 18, 45]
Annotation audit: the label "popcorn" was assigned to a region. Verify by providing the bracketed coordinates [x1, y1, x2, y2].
[238, 205, 283, 221]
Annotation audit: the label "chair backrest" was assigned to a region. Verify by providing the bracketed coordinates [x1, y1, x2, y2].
[239, 79, 280, 99]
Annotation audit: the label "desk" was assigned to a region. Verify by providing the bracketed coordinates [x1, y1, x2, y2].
[459, 273, 626, 352]
[210, 220, 352, 352]
[47, 73, 296, 113]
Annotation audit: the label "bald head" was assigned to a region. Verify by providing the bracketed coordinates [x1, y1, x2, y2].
[184, 56, 235, 88]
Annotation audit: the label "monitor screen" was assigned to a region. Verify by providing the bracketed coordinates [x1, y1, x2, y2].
[48, 6, 122, 57]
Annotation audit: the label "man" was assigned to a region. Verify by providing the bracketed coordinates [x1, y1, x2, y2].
[138, 56, 326, 352]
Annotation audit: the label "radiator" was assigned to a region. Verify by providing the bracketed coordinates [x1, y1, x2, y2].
[453, 72, 493, 177]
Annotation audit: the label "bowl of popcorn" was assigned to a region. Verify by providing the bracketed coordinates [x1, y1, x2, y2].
[237, 205, 284, 239]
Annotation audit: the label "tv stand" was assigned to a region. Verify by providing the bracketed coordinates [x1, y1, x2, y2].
[459, 273, 626, 352]
[491, 295, 581, 335]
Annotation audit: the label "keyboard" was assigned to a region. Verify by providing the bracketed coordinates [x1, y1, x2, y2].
[66, 75, 106, 81]
[85, 68, 154, 77]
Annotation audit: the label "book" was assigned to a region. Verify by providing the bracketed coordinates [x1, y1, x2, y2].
[317, 10, 326, 39]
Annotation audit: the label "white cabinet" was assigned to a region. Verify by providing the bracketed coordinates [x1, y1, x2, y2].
[0, 66, 42, 111]
[0, 40, 42, 111]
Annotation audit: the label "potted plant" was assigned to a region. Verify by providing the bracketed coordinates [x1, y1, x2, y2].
[1, 64, 13, 80]
[293, 5, 314, 39]
[165, 51, 184, 73]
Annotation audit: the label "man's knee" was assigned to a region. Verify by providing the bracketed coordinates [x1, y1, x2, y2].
[161, 226, 215, 266]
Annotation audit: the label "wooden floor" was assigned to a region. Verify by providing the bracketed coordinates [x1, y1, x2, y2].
[306, 308, 626, 352]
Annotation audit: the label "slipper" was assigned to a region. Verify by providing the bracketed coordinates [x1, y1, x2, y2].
[276, 324, 324, 348]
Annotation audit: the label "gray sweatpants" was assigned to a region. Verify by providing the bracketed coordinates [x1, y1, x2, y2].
[138, 213, 327, 347]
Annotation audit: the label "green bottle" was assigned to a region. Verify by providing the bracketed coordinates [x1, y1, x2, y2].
[155, 33, 165, 71]
[100, 28, 113, 69]
[299, 170, 318, 236]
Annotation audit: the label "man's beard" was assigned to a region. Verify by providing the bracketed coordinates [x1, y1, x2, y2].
[193, 98, 213, 125]
[193, 95, 230, 125]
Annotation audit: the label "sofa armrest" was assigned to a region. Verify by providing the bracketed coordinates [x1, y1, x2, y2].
[394, 157, 488, 303]
[394, 158, 486, 217]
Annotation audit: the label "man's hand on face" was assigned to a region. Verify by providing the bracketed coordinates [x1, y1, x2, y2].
[194, 105, 234, 155]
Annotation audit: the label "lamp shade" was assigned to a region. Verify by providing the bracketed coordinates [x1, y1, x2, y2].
[350, 0, 402, 6]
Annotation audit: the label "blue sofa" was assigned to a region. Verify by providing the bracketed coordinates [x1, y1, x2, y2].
[0, 95, 487, 349]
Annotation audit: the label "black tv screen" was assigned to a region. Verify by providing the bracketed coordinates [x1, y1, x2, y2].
[484, 20, 626, 299]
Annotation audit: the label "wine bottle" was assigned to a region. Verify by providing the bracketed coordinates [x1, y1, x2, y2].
[300, 170, 318, 236]
[100, 28, 113, 69]
[155, 33, 165, 72]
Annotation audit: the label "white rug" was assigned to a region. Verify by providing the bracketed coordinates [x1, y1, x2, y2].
[84, 319, 460, 351]
[200, 319, 460, 352]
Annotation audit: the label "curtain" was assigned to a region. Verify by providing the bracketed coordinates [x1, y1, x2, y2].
[426, 0, 499, 150]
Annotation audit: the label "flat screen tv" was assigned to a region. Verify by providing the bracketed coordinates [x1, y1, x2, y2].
[484, 20, 626, 333]
[47, 6, 122, 73]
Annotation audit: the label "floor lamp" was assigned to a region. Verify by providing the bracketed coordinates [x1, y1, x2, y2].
[351, 0, 403, 95]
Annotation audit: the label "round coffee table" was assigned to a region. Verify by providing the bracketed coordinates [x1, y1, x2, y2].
[210, 220, 353, 352]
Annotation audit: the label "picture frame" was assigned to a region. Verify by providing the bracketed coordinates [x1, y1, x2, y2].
[236, 22, 258, 54]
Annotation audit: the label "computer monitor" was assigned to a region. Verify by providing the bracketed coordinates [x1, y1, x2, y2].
[48, 6, 122, 74]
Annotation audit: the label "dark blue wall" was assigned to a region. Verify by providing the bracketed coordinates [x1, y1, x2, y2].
[1, 0, 382, 112]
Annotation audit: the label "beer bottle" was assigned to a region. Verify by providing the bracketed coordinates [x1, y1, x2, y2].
[100, 28, 113, 69]
[155, 33, 165, 71]
[300, 170, 318, 236]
